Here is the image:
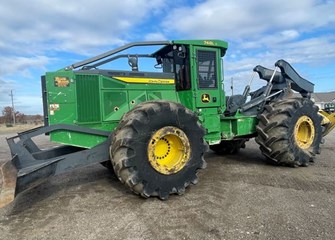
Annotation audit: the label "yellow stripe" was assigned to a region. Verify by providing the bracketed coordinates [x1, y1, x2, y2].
[113, 76, 175, 84]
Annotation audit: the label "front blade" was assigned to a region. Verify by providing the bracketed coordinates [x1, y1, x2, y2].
[0, 159, 17, 208]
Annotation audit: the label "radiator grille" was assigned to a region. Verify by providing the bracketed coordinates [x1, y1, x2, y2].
[76, 75, 101, 123]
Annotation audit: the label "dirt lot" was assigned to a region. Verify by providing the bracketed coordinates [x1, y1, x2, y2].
[0, 129, 334, 240]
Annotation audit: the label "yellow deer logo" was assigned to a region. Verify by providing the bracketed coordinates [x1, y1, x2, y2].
[201, 94, 210, 103]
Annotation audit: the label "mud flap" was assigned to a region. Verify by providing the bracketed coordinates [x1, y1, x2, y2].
[0, 158, 18, 208]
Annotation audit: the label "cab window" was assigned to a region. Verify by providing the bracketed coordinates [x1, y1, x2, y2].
[175, 48, 191, 91]
[197, 50, 217, 89]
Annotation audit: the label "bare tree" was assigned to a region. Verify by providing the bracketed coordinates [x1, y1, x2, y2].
[1, 106, 22, 124]
[2, 106, 13, 123]
[16, 112, 26, 124]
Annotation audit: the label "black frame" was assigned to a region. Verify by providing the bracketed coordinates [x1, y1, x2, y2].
[64, 41, 172, 70]
[6, 124, 111, 197]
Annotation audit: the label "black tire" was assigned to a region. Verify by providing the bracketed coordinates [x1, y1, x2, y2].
[110, 100, 208, 199]
[255, 97, 322, 167]
[210, 140, 246, 155]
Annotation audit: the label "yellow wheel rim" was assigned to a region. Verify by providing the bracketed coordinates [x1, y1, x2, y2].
[294, 116, 315, 149]
[147, 126, 191, 175]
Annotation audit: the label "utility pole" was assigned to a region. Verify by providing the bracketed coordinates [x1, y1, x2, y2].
[9, 90, 15, 125]
[231, 77, 234, 96]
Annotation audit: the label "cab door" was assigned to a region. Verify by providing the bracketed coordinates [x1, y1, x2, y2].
[192, 47, 222, 108]
[191, 47, 222, 143]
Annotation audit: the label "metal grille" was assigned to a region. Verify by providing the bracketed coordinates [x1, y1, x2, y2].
[197, 50, 217, 89]
[76, 75, 101, 123]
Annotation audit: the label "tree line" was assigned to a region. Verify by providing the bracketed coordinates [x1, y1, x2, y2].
[1, 106, 43, 125]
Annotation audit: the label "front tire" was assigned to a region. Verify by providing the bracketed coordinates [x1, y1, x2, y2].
[110, 101, 207, 199]
[255, 97, 322, 167]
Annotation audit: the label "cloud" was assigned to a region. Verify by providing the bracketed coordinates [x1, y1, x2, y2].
[0, 0, 169, 114]
[144, 32, 167, 41]
[162, 0, 335, 39]
[225, 35, 335, 74]
[241, 30, 301, 49]
[159, 0, 335, 94]
[222, 35, 335, 94]
[0, 80, 20, 115]
[0, 56, 50, 77]
[1, 0, 334, 115]
[0, 0, 165, 55]
[0, 79, 16, 103]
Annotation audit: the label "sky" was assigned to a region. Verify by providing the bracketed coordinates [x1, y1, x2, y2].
[0, 0, 334, 114]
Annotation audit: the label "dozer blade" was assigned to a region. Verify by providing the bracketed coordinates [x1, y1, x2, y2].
[0, 159, 18, 208]
[319, 110, 335, 137]
[0, 124, 111, 208]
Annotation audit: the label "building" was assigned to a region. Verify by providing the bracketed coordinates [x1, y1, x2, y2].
[311, 91, 335, 110]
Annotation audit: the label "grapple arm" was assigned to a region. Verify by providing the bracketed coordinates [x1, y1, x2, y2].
[275, 59, 314, 95]
[254, 60, 314, 95]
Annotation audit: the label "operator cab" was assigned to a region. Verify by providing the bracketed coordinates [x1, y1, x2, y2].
[63, 40, 228, 111]
[153, 40, 228, 110]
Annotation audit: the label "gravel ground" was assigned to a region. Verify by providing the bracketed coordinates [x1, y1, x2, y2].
[0, 131, 334, 240]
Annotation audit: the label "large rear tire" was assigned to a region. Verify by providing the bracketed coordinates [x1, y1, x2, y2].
[256, 97, 322, 167]
[110, 101, 207, 199]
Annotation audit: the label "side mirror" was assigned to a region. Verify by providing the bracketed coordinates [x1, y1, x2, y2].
[128, 56, 138, 71]
[155, 56, 163, 69]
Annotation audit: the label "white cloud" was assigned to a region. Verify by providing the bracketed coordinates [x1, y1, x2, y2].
[280, 36, 335, 63]
[0, 79, 16, 103]
[162, 0, 335, 39]
[0, 0, 168, 114]
[242, 30, 301, 49]
[0, 0, 165, 55]
[159, 0, 335, 94]
[144, 32, 167, 41]
[281, 30, 300, 40]
[226, 35, 335, 73]
[222, 34, 335, 95]
[0, 56, 50, 77]
[0, 0, 334, 115]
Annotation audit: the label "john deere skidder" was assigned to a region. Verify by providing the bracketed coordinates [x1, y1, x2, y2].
[1, 40, 334, 207]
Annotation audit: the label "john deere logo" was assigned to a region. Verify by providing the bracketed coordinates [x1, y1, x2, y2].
[201, 94, 210, 103]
